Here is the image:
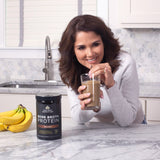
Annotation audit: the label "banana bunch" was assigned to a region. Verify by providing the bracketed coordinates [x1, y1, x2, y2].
[0, 104, 33, 133]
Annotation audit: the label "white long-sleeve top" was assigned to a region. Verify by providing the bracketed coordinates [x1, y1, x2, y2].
[67, 52, 144, 127]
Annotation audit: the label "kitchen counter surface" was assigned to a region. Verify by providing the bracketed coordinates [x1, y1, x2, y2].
[0, 81, 159, 98]
[0, 80, 67, 95]
[1, 118, 160, 160]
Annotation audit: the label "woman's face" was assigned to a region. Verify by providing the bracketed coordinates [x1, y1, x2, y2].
[74, 31, 104, 69]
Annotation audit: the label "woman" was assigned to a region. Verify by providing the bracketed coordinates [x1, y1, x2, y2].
[58, 15, 144, 126]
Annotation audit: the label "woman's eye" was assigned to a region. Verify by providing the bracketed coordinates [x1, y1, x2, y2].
[93, 42, 100, 47]
[78, 46, 85, 50]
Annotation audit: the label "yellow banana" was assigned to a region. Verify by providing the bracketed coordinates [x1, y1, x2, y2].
[5, 108, 33, 133]
[0, 108, 25, 125]
[0, 107, 19, 117]
[0, 123, 6, 131]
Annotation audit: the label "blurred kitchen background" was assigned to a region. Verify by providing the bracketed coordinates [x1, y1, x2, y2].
[0, 0, 159, 83]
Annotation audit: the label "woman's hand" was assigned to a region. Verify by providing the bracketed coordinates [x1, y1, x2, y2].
[89, 63, 115, 89]
[78, 85, 91, 110]
[78, 85, 103, 110]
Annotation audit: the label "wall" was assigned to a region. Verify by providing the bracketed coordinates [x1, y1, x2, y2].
[0, 49, 61, 82]
[112, 28, 160, 83]
[0, 0, 159, 83]
[0, 29, 160, 83]
[108, 0, 160, 83]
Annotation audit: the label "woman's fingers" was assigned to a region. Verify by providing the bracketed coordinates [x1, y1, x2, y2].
[80, 90, 103, 110]
[89, 63, 110, 77]
[78, 85, 86, 94]
[78, 93, 91, 100]
[80, 98, 91, 110]
[100, 89, 104, 98]
[78, 85, 91, 110]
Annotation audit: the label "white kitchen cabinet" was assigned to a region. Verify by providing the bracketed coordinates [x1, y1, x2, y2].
[1, 94, 160, 123]
[139, 97, 160, 124]
[61, 95, 71, 118]
[146, 98, 160, 122]
[119, 0, 160, 28]
[0, 94, 36, 113]
[0, 94, 71, 118]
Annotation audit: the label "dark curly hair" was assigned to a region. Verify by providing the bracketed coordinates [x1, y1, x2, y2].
[58, 15, 121, 94]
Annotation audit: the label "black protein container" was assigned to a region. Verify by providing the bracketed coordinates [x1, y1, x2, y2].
[36, 93, 61, 140]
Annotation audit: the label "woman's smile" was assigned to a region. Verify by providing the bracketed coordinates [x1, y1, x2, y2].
[87, 57, 97, 63]
[74, 31, 104, 69]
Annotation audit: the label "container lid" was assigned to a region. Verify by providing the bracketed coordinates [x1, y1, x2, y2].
[36, 93, 61, 101]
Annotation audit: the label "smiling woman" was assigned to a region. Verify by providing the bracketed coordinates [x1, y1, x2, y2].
[58, 14, 144, 127]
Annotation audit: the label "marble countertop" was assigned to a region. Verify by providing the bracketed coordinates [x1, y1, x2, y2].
[0, 80, 159, 98]
[0, 80, 67, 95]
[0, 118, 160, 160]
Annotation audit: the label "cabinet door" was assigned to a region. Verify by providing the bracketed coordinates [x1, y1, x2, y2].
[146, 99, 160, 121]
[61, 96, 71, 118]
[0, 94, 71, 118]
[0, 94, 36, 114]
[119, 0, 160, 28]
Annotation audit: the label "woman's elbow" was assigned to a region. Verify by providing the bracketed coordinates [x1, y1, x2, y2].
[116, 114, 136, 127]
